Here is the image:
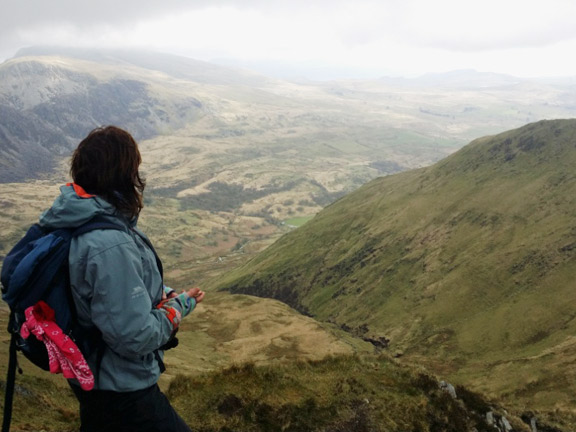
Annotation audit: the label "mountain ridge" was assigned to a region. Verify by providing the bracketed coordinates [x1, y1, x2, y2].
[0, 53, 206, 181]
[13, 46, 271, 86]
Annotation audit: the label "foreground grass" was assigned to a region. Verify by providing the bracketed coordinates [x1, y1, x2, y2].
[3, 351, 570, 432]
[167, 354, 524, 432]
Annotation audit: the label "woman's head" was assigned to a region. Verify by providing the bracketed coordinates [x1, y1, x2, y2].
[71, 126, 146, 219]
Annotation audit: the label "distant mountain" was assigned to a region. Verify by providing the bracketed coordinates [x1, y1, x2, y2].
[0, 50, 211, 181]
[217, 119, 576, 417]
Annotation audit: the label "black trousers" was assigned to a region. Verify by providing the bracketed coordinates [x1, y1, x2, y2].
[70, 383, 192, 432]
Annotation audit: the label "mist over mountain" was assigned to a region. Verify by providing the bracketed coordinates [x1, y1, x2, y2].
[218, 119, 576, 418]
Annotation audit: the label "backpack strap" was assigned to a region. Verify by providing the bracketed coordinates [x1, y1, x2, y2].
[72, 217, 125, 237]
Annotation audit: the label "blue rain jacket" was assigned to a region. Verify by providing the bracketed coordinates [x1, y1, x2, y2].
[39, 184, 180, 391]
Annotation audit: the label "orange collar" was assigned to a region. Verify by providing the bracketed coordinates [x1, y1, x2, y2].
[67, 183, 95, 199]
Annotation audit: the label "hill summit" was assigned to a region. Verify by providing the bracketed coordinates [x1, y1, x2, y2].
[218, 119, 576, 416]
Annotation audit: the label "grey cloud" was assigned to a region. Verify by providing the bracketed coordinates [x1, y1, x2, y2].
[0, 0, 195, 57]
[0, 0, 349, 58]
[0, 0, 343, 32]
[1, 0, 198, 34]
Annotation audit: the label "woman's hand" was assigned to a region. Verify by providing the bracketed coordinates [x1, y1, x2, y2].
[185, 287, 205, 304]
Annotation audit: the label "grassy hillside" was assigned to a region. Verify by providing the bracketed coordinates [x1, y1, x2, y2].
[216, 119, 576, 418]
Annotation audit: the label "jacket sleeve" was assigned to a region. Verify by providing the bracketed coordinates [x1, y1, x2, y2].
[83, 236, 177, 359]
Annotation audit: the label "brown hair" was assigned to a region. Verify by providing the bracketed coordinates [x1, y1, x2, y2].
[71, 126, 146, 219]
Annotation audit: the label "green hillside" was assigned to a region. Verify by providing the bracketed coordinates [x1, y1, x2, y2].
[216, 119, 576, 417]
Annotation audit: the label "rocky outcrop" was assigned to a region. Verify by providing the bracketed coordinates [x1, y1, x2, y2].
[437, 380, 565, 432]
[485, 410, 513, 432]
[439, 380, 457, 399]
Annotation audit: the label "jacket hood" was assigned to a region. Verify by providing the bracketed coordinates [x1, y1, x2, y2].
[39, 184, 120, 230]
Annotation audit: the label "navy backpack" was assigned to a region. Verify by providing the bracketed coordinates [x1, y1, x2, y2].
[0, 218, 121, 432]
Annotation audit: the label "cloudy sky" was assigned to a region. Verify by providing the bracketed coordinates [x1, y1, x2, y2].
[2, 0, 576, 79]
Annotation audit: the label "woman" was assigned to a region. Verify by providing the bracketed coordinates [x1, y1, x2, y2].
[39, 126, 203, 431]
